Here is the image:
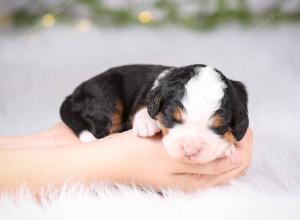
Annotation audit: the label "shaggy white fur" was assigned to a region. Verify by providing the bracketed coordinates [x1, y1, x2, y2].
[0, 25, 300, 219]
[0, 180, 299, 220]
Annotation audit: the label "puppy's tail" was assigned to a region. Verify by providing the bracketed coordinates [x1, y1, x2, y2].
[60, 96, 89, 137]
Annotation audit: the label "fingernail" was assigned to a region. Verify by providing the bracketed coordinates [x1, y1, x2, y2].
[230, 151, 242, 165]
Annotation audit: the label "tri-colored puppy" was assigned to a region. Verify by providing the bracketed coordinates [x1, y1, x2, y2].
[60, 64, 249, 163]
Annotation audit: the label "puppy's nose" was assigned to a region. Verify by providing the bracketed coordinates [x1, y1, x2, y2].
[182, 144, 202, 157]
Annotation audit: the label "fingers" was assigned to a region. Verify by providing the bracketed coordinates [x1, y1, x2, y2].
[199, 159, 248, 187]
[163, 128, 254, 192]
[201, 151, 242, 175]
[181, 129, 254, 190]
[169, 169, 239, 192]
[235, 128, 253, 151]
[167, 173, 206, 192]
[170, 158, 249, 192]
[191, 129, 253, 188]
[178, 149, 242, 175]
[235, 128, 253, 167]
[192, 128, 253, 175]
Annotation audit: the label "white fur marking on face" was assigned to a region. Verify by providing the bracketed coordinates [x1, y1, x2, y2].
[79, 130, 97, 142]
[151, 68, 173, 90]
[133, 108, 161, 137]
[182, 66, 227, 123]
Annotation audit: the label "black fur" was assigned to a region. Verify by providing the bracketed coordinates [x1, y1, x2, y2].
[60, 65, 170, 138]
[213, 69, 249, 141]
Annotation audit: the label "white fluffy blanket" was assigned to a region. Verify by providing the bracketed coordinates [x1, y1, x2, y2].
[0, 25, 299, 219]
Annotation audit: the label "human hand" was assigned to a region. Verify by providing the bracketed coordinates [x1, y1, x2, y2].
[112, 128, 253, 191]
[0, 122, 252, 194]
[42, 123, 253, 191]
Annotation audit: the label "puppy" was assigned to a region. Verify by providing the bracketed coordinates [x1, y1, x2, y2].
[60, 64, 249, 163]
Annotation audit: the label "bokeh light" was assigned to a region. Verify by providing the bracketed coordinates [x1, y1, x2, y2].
[41, 14, 55, 28]
[138, 11, 153, 24]
[76, 19, 92, 32]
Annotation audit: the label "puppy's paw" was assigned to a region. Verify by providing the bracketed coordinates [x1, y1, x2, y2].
[133, 108, 160, 137]
[79, 130, 97, 142]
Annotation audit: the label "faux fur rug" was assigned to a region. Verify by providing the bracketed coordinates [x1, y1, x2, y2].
[1, 25, 300, 219]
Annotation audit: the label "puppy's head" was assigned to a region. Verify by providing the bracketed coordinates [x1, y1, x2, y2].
[147, 65, 248, 163]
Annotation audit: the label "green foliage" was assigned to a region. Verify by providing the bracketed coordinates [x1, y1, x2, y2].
[5, 0, 300, 30]
[12, 10, 40, 27]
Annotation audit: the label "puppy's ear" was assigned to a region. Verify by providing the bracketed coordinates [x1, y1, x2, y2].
[228, 80, 249, 141]
[146, 86, 164, 118]
[146, 82, 175, 118]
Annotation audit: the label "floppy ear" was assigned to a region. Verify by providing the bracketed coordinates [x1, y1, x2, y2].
[228, 80, 249, 141]
[146, 82, 177, 118]
[146, 86, 162, 118]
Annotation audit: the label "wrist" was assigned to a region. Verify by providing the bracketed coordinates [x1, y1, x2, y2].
[95, 131, 149, 186]
[86, 133, 137, 185]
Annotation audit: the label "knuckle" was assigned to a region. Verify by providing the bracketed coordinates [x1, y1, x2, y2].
[238, 168, 249, 177]
[242, 154, 252, 168]
[212, 159, 229, 175]
[212, 162, 219, 174]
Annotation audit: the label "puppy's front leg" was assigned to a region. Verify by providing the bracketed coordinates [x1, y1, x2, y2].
[133, 108, 161, 137]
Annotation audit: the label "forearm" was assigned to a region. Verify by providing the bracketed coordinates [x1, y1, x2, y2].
[0, 129, 163, 194]
[0, 135, 124, 193]
[0, 123, 80, 148]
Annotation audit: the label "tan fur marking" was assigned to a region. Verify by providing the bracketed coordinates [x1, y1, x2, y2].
[109, 100, 123, 134]
[156, 114, 169, 136]
[172, 107, 182, 122]
[160, 125, 169, 136]
[223, 130, 236, 144]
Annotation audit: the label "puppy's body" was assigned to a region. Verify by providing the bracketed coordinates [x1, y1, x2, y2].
[61, 65, 169, 137]
[60, 64, 249, 163]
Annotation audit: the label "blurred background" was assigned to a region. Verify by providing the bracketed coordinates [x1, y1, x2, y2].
[0, 0, 299, 151]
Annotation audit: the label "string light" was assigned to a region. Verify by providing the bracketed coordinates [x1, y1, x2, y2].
[76, 19, 92, 32]
[138, 11, 153, 24]
[41, 14, 55, 28]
